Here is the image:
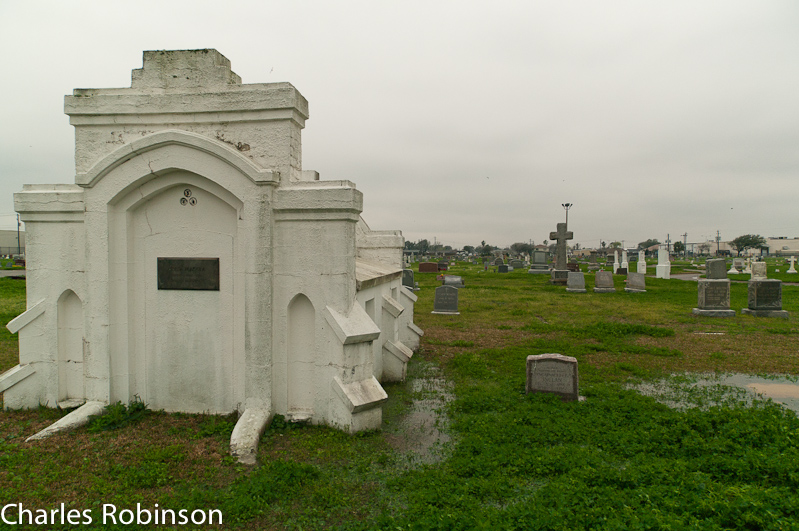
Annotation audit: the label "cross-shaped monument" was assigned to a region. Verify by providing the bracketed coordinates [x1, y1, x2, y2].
[549, 223, 573, 270]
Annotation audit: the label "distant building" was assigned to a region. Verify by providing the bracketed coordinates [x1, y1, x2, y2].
[0, 230, 25, 255]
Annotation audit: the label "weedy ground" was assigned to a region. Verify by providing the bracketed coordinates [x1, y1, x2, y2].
[1, 260, 798, 530]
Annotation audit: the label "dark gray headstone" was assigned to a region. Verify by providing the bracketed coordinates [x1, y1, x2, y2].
[509, 259, 524, 269]
[593, 271, 615, 293]
[706, 258, 727, 280]
[693, 279, 735, 317]
[742, 279, 788, 318]
[498, 264, 509, 273]
[402, 269, 415, 289]
[526, 353, 579, 402]
[493, 257, 504, 266]
[432, 285, 459, 315]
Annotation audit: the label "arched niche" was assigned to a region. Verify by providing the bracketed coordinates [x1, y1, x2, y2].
[57, 290, 84, 401]
[287, 294, 315, 418]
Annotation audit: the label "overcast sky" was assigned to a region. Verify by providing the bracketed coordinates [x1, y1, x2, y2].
[1, 1, 797, 249]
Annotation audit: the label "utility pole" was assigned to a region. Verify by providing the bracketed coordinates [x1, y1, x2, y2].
[666, 233, 671, 254]
[715, 231, 721, 256]
[681, 232, 688, 259]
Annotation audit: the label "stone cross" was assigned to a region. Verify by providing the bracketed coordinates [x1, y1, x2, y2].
[549, 223, 573, 270]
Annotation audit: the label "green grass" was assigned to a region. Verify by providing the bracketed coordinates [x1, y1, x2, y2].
[2, 270, 799, 530]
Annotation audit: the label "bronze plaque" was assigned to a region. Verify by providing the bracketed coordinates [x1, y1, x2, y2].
[157, 258, 219, 291]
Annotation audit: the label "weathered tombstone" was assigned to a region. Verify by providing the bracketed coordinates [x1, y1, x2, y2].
[566, 272, 587, 293]
[566, 262, 580, 272]
[588, 250, 600, 271]
[742, 258, 752, 274]
[593, 271, 616, 293]
[706, 258, 728, 280]
[549, 223, 573, 285]
[625, 272, 646, 293]
[528, 250, 549, 274]
[509, 259, 523, 269]
[656, 245, 671, 279]
[613, 250, 620, 274]
[526, 354, 579, 402]
[733, 258, 744, 273]
[741, 280, 788, 318]
[788, 256, 797, 274]
[402, 269, 415, 290]
[498, 264, 509, 273]
[419, 262, 438, 273]
[637, 250, 647, 274]
[442, 275, 465, 288]
[621, 250, 628, 271]
[493, 257, 504, 266]
[751, 261, 767, 280]
[438, 260, 449, 271]
[693, 264, 735, 318]
[432, 285, 459, 315]
[616, 267, 628, 276]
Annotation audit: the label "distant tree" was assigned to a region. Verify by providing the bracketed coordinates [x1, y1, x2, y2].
[443, 245, 452, 251]
[673, 241, 685, 254]
[479, 243, 493, 256]
[417, 239, 429, 254]
[600, 241, 606, 248]
[730, 234, 767, 256]
[609, 241, 622, 249]
[638, 238, 660, 250]
[510, 242, 534, 255]
[462, 245, 475, 253]
[698, 242, 711, 255]
[572, 243, 581, 251]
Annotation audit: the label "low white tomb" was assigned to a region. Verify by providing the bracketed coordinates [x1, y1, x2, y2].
[1, 50, 423, 441]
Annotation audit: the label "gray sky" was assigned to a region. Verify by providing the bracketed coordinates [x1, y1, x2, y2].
[1, 1, 797, 249]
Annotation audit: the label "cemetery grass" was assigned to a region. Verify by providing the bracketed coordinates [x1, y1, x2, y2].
[1, 272, 799, 530]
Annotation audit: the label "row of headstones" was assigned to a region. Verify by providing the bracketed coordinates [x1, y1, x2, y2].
[565, 271, 646, 293]
[693, 259, 789, 318]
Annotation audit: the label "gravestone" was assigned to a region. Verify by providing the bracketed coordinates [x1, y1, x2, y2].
[750, 261, 767, 280]
[526, 353, 579, 402]
[593, 271, 616, 293]
[493, 257, 504, 266]
[616, 267, 628, 276]
[432, 285, 459, 315]
[788, 256, 797, 274]
[528, 250, 549, 274]
[637, 250, 647, 274]
[742, 280, 788, 318]
[732, 258, 744, 273]
[437, 260, 449, 271]
[742, 258, 752, 274]
[588, 250, 600, 271]
[566, 262, 580, 272]
[509, 259, 524, 269]
[625, 272, 646, 293]
[402, 269, 415, 290]
[656, 245, 671, 279]
[498, 264, 509, 273]
[442, 275, 465, 288]
[566, 272, 587, 293]
[549, 223, 573, 285]
[706, 258, 727, 279]
[693, 277, 735, 317]
[613, 250, 620, 274]
[621, 250, 628, 271]
[419, 262, 438, 273]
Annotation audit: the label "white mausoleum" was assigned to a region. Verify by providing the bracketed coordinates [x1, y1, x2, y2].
[1, 50, 422, 436]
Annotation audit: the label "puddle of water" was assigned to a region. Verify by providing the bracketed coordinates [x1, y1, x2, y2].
[383, 366, 453, 467]
[630, 373, 799, 415]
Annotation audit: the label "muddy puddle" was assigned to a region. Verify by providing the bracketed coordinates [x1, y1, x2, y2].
[630, 373, 799, 414]
[382, 365, 453, 467]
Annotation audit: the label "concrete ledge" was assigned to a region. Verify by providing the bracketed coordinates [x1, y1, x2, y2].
[384, 340, 413, 364]
[381, 295, 404, 318]
[742, 308, 789, 319]
[593, 288, 616, 293]
[625, 288, 647, 293]
[26, 401, 105, 442]
[408, 322, 424, 338]
[566, 288, 587, 293]
[0, 364, 35, 393]
[692, 308, 736, 317]
[230, 408, 273, 465]
[332, 376, 387, 413]
[324, 304, 381, 345]
[7, 299, 46, 334]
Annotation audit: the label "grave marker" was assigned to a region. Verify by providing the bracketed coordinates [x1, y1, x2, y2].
[593, 271, 616, 293]
[419, 262, 438, 273]
[526, 354, 579, 402]
[566, 272, 587, 293]
[741, 280, 788, 318]
[432, 285, 460, 315]
[549, 223, 572, 285]
[625, 272, 646, 293]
